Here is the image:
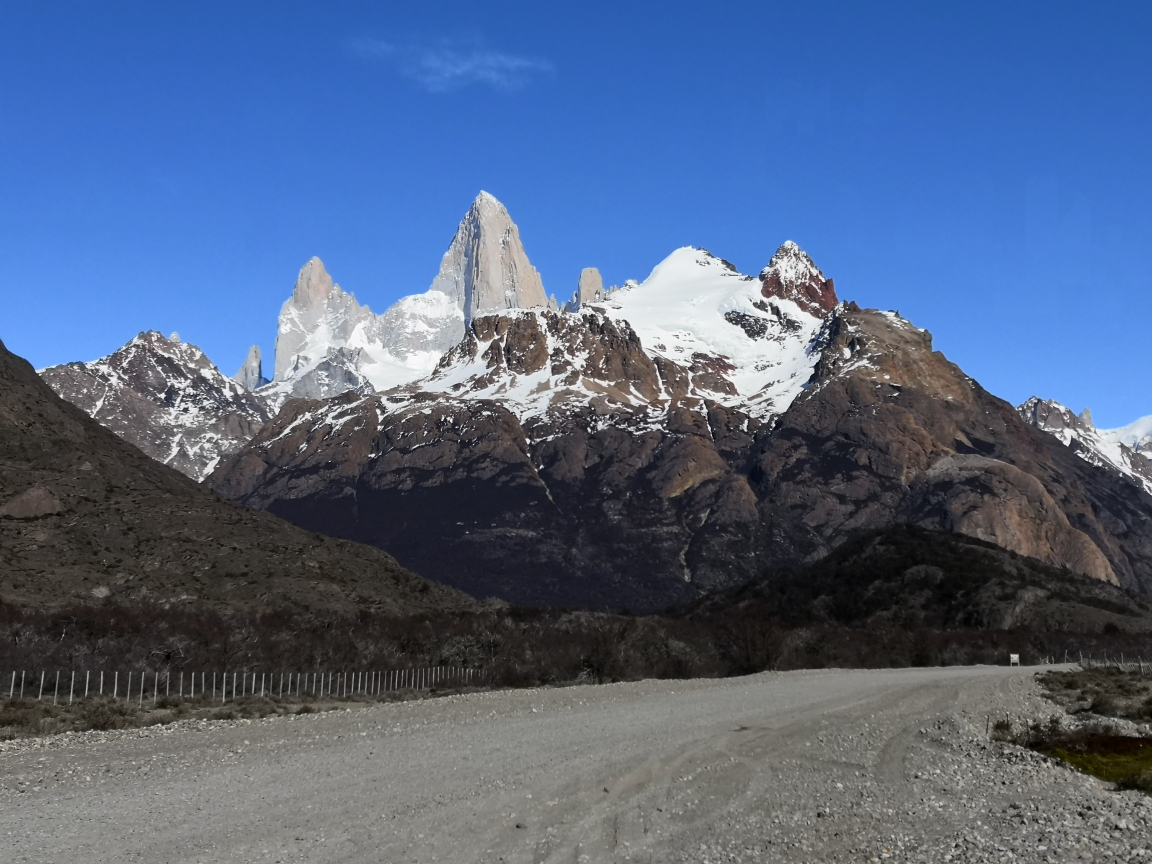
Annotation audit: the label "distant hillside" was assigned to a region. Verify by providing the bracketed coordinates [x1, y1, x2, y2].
[0, 337, 473, 615]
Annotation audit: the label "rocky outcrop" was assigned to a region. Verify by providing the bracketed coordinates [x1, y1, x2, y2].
[1, 338, 471, 614]
[40, 331, 271, 482]
[563, 268, 606, 311]
[1017, 397, 1152, 495]
[233, 345, 269, 390]
[759, 240, 838, 316]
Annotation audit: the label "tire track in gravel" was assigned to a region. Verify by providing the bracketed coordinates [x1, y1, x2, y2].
[0, 665, 1083, 864]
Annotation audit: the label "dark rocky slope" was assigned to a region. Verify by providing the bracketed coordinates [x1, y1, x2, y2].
[0, 338, 471, 615]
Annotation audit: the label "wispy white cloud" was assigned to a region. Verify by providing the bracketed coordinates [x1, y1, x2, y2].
[351, 36, 553, 93]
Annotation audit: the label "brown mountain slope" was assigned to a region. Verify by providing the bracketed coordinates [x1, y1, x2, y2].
[0, 338, 472, 614]
[749, 307, 1152, 594]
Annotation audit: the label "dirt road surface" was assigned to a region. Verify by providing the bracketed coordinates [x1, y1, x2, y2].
[2, 665, 1149, 863]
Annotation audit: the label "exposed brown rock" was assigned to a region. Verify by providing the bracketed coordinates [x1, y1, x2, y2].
[759, 241, 839, 317]
[750, 307, 1152, 592]
[0, 486, 63, 520]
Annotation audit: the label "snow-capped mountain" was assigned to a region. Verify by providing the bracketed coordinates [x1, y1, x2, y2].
[377, 245, 834, 427]
[36, 188, 1152, 610]
[1103, 414, 1152, 458]
[40, 331, 271, 481]
[259, 191, 549, 408]
[1017, 397, 1152, 495]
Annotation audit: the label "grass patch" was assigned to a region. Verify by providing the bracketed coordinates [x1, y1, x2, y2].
[1042, 735, 1152, 793]
[991, 710, 1152, 794]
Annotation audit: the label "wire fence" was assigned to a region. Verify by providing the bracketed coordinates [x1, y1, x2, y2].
[3, 666, 485, 706]
[1077, 653, 1152, 675]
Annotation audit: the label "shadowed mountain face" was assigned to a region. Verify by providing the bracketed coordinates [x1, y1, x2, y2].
[209, 302, 1152, 611]
[0, 338, 472, 615]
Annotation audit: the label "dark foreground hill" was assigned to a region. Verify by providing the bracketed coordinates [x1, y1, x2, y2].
[687, 525, 1152, 634]
[0, 338, 472, 615]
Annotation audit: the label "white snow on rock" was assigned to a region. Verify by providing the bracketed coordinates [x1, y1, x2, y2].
[594, 246, 828, 416]
[39, 331, 271, 482]
[1101, 414, 1152, 457]
[262, 192, 547, 408]
[1017, 397, 1152, 495]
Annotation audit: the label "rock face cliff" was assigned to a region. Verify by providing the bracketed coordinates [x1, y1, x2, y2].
[40, 332, 271, 482]
[208, 243, 1152, 609]
[0, 338, 471, 614]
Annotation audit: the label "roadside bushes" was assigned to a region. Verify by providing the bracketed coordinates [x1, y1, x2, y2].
[2, 599, 1150, 691]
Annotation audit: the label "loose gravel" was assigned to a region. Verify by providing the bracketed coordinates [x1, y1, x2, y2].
[0, 665, 1148, 862]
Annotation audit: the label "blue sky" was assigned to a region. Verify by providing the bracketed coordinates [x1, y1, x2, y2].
[2, 1, 1150, 426]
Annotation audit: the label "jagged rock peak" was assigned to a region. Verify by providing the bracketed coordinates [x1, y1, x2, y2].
[563, 267, 605, 311]
[428, 191, 548, 323]
[1018, 397, 1091, 433]
[273, 257, 371, 383]
[759, 240, 838, 316]
[233, 345, 268, 390]
[291, 257, 339, 309]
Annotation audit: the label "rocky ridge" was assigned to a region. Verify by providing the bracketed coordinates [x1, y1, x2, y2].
[1018, 397, 1152, 495]
[39, 332, 271, 482]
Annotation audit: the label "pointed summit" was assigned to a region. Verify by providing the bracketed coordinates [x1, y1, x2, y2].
[233, 345, 269, 390]
[273, 257, 369, 382]
[290, 257, 337, 309]
[563, 267, 605, 311]
[759, 241, 838, 316]
[428, 191, 547, 323]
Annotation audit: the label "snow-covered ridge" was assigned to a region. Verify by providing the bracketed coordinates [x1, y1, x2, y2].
[260, 192, 547, 408]
[1101, 414, 1152, 456]
[1017, 397, 1152, 495]
[593, 246, 827, 416]
[39, 331, 270, 481]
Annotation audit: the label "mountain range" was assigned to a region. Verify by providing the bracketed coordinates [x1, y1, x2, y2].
[34, 192, 1152, 611]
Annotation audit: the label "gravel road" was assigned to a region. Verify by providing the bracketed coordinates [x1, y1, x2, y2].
[1, 665, 1149, 863]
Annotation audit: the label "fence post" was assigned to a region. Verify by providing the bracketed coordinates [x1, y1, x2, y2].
[8, 671, 13, 700]
[38, 671, 44, 701]
[20, 670, 25, 699]
[69, 670, 75, 705]
[126, 672, 131, 703]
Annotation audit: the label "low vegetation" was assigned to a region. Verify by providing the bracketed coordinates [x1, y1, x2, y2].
[2, 599, 1150, 739]
[991, 669, 1152, 794]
